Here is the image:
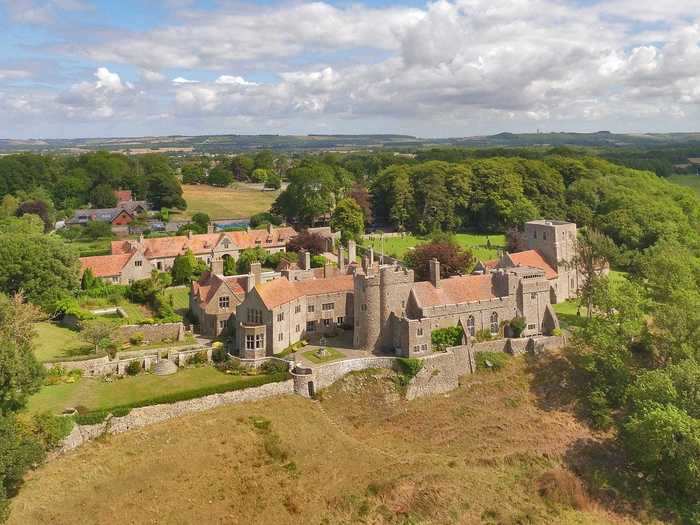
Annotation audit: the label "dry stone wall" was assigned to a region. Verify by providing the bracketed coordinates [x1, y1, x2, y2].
[115, 322, 184, 344]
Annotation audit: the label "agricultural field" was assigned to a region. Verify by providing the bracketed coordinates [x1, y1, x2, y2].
[10, 356, 635, 525]
[24, 367, 264, 416]
[178, 183, 280, 220]
[668, 174, 700, 197]
[365, 232, 505, 261]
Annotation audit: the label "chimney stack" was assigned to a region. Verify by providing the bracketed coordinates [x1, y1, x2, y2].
[323, 262, 334, 278]
[250, 262, 262, 285]
[348, 240, 356, 263]
[429, 258, 441, 288]
[207, 222, 214, 234]
[267, 223, 273, 234]
[338, 245, 345, 272]
[368, 246, 374, 264]
[187, 229, 193, 240]
[299, 250, 311, 270]
[211, 257, 224, 275]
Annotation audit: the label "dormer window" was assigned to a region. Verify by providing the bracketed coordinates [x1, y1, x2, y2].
[219, 296, 230, 309]
[135, 260, 143, 267]
[222, 239, 230, 249]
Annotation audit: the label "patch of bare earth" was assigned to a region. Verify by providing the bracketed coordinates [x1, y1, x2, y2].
[9, 356, 642, 524]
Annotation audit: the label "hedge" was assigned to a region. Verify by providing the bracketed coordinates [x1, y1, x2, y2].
[73, 371, 290, 425]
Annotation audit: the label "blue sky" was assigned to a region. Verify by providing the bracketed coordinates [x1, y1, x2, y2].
[1, 0, 699, 138]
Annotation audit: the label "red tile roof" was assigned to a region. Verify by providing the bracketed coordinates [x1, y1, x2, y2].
[80, 253, 132, 277]
[112, 227, 297, 258]
[256, 274, 354, 309]
[114, 190, 133, 203]
[509, 250, 558, 279]
[192, 273, 248, 304]
[412, 274, 498, 307]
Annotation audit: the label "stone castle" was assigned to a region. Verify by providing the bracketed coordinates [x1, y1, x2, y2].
[230, 219, 578, 359]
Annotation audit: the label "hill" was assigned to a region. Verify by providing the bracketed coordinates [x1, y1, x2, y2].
[9, 356, 640, 524]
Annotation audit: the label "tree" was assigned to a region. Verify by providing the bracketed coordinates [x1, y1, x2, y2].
[349, 182, 372, 224]
[0, 196, 18, 219]
[404, 238, 475, 281]
[0, 294, 44, 413]
[80, 268, 99, 291]
[208, 165, 234, 187]
[171, 249, 202, 284]
[89, 183, 117, 208]
[330, 198, 365, 244]
[80, 319, 113, 354]
[181, 164, 206, 184]
[0, 224, 80, 311]
[272, 161, 340, 226]
[287, 230, 326, 255]
[249, 212, 282, 228]
[250, 168, 271, 183]
[82, 220, 113, 240]
[237, 248, 268, 273]
[264, 172, 282, 190]
[253, 150, 275, 171]
[568, 228, 618, 317]
[16, 199, 53, 232]
[231, 155, 254, 180]
[191, 212, 210, 232]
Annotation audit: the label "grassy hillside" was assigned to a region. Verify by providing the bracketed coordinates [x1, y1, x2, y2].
[9, 356, 639, 524]
[668, 174, 700, 197]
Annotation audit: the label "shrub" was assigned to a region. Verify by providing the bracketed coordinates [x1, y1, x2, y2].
[125, 360, 141, 376]
[260, 360, 289, 375]
[28, 413, 75, 450]
[187, 350, 209, 365]
[475, 329, 493, 342]
[509, 317, 526, 338]
[129, 332, 145, 346]
[431, 326, 463, 351]
[475, 351, 509, 372]
[211, 346, 228, 363]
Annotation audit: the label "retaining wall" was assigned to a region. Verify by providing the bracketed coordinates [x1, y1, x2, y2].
[57, 379, 294, 455]
[115, 322, 185, 344]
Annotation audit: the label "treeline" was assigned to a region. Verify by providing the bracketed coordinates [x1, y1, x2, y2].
[0, 151, 185, 215]
[179, 150, 287, 188]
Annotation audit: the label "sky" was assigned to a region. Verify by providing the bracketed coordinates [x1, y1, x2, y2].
[1, 0, 700, 139]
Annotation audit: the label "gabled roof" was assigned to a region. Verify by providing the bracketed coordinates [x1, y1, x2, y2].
[80, 253, 133, 277]
[508, 250, 558, 279]
[411, 274, 498, 308]
[192, 272, 248, 305]
[112, 227, 297, 258]
[114, 190, 133, 203]
[255, 274, 354, 309]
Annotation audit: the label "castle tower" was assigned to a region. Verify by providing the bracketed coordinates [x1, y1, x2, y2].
[353, 271, 381, 350]
[378, 265, 414, 351]
[524, 220, 577, 270]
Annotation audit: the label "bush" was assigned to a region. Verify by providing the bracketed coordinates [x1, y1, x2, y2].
[27, 413, 75, 450]
[129, 332, 145, 346]
[186, 350, 209, 365]
[475, 351, 509, 372]
[509, 317, 526, 338]
[211, 346, 228, 364]
[125, 360, 141, 376]
[475, 329, 493, 342]
[431, 326, 463, 351]
[260, 360, 289, 375]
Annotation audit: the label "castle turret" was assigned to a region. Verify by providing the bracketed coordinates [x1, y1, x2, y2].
[524, 220, 577, 269]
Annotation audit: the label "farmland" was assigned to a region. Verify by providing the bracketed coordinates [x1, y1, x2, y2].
[178, 183, 280, 220]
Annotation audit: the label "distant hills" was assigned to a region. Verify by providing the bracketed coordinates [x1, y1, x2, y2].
[3, 131, 700, 154]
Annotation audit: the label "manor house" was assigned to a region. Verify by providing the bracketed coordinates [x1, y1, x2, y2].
[231, 219, 577, 359]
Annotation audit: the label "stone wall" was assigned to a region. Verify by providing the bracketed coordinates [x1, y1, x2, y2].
[56, 379, 295, 455]
[405, 351, 459, 400]
[44, 355, 116, 376]
[114, 322, 185, 344]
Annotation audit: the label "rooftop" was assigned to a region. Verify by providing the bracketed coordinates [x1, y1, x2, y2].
[255, 274, 354, 309]
[80, 253, 133, 277]
[508, 250, 558, 279]
[411, 273, 498, 308]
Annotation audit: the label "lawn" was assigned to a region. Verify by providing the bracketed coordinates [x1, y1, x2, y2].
[25, 367, 265, 415]
[668, 174, 700, 197]
[164, 286, 190, 317]
[177, 183, 280, 220]
[33, 322, 93, 362]
[63, 237, 113, 256]
[365, 232, 505, 261]
[302, 347, 345, 364]
[10, 356, 622, 525]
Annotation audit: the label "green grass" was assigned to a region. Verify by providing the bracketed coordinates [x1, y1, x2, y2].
[25, 367, 266, 415]
[164, 286, 190, 317]
[668, 174, 700, 197]
[64, 237, 113, 256]
[77, 296, 154, 324]
[365, 232, 505, 261]
[553, 270, 628, 330]
[33, 322, 93, 362]
[302, 347, 345, 364]
[177, 183, 279, 220]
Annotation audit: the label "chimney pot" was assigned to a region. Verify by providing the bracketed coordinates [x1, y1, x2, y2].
[429, 258, 441, 288]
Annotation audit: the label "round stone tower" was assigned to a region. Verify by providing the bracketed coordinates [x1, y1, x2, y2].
[378, 265, 415, 351]
[353, 271, 381, 351]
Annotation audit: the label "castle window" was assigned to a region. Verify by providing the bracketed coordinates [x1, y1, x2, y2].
[219, 296, 230, 309]
[322, 303, 334, 311]
[467, 315, 475, 337]
[255, 333, 264, 348]
[421, 344, 427, 352]
[323, 319, 331, 326]
[361, 304, 367, 311]
[278, 333, 283, 341]
[401, 300, 405, 308]
[570, 277, 575, 289]
[543, 231, 547, 240]
[157, 262, 163, 270]
[222, 239, 230, 249]
[135, 260, 143, 267]
[306, 321, 316, 332]
[490, 312, 499, 335]
[295, 305, 301, 314]
[533, 231, 537, 239]
[277, 312, 284, 322]
[413, 345, 420, 353]
[219, 320, 227, 329]
[417, 327, 424, 336]
[530, 293, 537, 300]
[337, 316, 344, 325]
[296, 324, 300, 332]
[308, 305, 315, 313]
[246, 335, 255, 350]
[528, 323, 536, 330]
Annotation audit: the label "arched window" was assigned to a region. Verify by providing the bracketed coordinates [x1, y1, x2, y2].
[490, 312, 499, 335]
[467, 315, 475, 337]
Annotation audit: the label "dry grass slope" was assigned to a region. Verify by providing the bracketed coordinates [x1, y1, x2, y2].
[9, 357, 640, 525]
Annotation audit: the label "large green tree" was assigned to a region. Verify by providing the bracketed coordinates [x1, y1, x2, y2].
[330, 198, 365, 243]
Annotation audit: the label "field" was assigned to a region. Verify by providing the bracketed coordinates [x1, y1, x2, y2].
[25, 367, 264, 415]
[668, 174, 700, 197]
[365, 232, 505, 261]
[178, 183, 280, 220]
[10, 356, 640, 524]
[62, 237, 112, 256]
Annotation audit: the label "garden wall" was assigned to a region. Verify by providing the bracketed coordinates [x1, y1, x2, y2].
[114, 322, 185, 344]
[56, 379, 295, 455]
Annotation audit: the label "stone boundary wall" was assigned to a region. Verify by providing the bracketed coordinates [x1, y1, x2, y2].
[44, 355, 115, 376]
[56, 379, 295, 456]
[405, 351, 459, 400]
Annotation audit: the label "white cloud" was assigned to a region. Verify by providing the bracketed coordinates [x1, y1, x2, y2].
[172, 76, 199, 84]
[215, 75, 257, 86]
[2, 0, 91, 24]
